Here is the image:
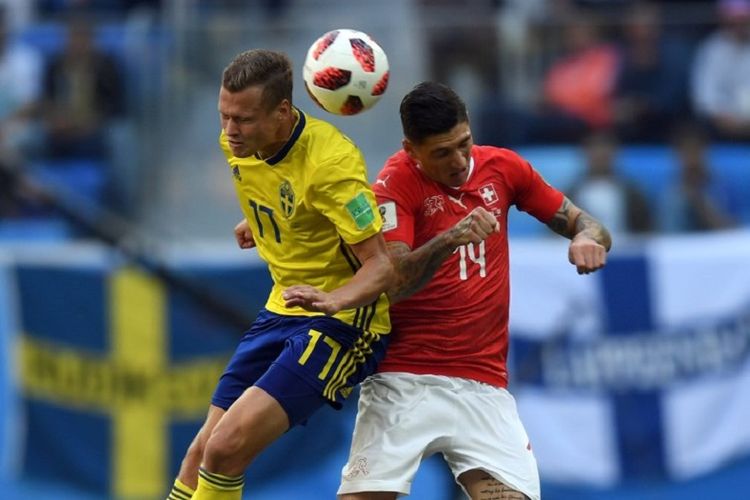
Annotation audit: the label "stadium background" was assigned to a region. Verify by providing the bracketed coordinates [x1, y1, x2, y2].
[0, 0, 749, 499]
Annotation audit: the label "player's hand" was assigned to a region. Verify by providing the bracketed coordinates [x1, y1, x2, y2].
[449, 207, 500, 247]
[234, 219, 255, 249]
[568, 235, 607, 275]
[283, 285, 341, 316]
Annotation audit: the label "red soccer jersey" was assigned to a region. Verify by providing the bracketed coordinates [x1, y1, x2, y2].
[374, 145, 564, 387]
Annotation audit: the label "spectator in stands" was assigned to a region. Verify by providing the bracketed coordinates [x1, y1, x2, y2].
[529, 10, 621, 143]
[41, 15, 126, 160]
[568, 131, 652, 235]
[0, 5, 42, 160]
[691, 0, 750, 140]
[660, 124, 738, 232]
[479, 9, 620, 146]
[613, 1, 691, 142]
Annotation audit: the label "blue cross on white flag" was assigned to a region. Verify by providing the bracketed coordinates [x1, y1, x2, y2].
[508, 231, 750, 487]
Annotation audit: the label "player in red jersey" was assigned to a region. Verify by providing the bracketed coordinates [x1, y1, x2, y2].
[338, 82, 612, 500]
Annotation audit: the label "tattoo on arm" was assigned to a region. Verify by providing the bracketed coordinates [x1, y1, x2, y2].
[546, 198, 573, 237]
[386, 234, 457, 303]
[575, 209, 612, 250]
[547, 197, 612, 250]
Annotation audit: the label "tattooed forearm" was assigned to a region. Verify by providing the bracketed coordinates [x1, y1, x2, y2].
[387, 235, 457, 303]
[547, 197, 574, 237]
[575, 210, 612, 250]
[547, 197, 612, 250]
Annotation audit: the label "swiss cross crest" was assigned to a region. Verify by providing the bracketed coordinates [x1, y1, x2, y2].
[479, 184, 499, 206]
[279, 180, 295, 218]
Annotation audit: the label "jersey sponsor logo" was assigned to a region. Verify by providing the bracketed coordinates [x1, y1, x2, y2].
[279, 180, 295, 218]
[232, 165, 241, 181]
[346, 192, 376, 229]
[378, 201, 397, 232]
[423, 195, 445, 216]
[479, 183, 499, 205]
[447, 193, 468, 210]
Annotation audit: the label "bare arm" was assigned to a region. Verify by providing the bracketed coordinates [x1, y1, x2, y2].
[282, 232, 394, 315]
[388, 207, 499, 303]
[546, 196, 612, 274]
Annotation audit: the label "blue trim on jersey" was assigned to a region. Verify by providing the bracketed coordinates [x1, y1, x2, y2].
[263, 108, 306, 166]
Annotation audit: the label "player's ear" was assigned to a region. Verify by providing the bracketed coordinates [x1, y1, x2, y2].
[402, 138, 417, 160]
[277, 99, 292, 119]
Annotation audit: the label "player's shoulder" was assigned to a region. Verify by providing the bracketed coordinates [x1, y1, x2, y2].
[302, 110, 360, 155]
[373, 149, 424, 204]
[302, 110, 336, 134]
[472, 144, 526, 167]
[473, 144, 535, 182]
[380, 149, 418, 180]
[299, 110, 369, 184]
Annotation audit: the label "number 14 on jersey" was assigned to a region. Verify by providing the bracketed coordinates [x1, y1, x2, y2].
[454, 241, 486, 280]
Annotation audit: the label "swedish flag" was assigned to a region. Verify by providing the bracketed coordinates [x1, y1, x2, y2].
[15, 263, 269, 497]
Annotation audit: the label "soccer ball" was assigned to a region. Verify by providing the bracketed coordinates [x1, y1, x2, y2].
[303, 29, 389, 116]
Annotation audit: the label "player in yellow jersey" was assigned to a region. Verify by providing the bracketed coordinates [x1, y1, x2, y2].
[167, 49, 393, 500]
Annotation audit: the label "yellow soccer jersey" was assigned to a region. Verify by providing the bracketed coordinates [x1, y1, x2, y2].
[220, 108, 390, 334]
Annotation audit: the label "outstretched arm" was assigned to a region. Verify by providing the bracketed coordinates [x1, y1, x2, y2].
[282, 232, 394, 315]
[546, 196, 612, 275]
[388, 207, 499, 303]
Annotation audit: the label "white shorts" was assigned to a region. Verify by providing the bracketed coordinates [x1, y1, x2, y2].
[338, 373, 540, 499]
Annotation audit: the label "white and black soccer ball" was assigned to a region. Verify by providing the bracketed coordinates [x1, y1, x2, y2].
[303, 29, 389, 116]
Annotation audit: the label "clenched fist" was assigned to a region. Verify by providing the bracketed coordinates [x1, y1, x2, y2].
[234, 218, 255, 249]
[449, 207, 500, 247]
[568, 235, 607, 274]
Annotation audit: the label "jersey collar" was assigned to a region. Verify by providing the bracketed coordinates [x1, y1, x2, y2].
[448, 156, 476, 193]
[261, 107, 306, 166]
[466, 156, 475, 183]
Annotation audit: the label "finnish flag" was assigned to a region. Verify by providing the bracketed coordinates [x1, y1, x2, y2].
[508, 231, 750, 486]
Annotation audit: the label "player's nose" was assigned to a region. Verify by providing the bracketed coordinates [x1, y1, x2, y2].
[452, 150, 469, 170]
[225, 118, 240, 136]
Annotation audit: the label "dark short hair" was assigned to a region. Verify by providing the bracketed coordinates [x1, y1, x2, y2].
[399, 82, 468, 143]
[222, 49, 293, 110]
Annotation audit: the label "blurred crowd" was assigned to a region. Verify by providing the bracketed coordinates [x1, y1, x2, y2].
[0, 0, 748, 239]
[0, 0, 158, 223]
[427, 0, 750, 145]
